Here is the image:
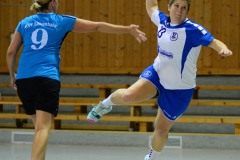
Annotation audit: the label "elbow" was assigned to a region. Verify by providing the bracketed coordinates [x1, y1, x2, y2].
[6, 48, 14, 57]
[95, 22, 105, 32]
[6, 48, 17, 61]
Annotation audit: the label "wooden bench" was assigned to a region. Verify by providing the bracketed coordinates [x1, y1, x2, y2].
[1, 82, 240, 133]
[0, 96, 156, 130]
[61, 83, 130, 98]
[0, 82, 131, 129]
[0, 82, 130, 98]
[0, 83, 10, 87]
[0, 82, 130, 112]
[193, 85, 240, 99]
[1, 96, 240, 133]
[0, 112, 240, 134]
[3, 82, 239, 99]
[2, 82, 239, 99]
[62, 84, 240, 99]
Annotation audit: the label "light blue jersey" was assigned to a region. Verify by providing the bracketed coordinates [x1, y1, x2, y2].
[151, 9, 214, 89]
[16, 13, 76, 81]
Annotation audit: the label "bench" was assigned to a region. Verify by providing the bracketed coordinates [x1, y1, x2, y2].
[0, 96, 156, 130]
[0, 112, 240, 134]
[0, 82, 132, 129]
[1, 82, 240, 133]
[193, 85, 240, 99]
[3, 82, 239, 98]
[1, 96, 240, 134]
[0, 96, 157, 129]
[2, 82, 239, 99]
[0, 82, 130, 112]
[0, 82, 130, 99]
[61, 83, 130, 98]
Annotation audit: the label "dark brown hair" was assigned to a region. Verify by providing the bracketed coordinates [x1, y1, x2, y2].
[168, 0, 191, 11]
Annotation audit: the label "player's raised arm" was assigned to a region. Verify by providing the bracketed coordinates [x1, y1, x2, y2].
[146, 0, 159, 18]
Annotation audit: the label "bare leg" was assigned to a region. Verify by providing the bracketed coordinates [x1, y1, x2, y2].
[31, 110, 53, 160]
[87, 78, 158, 123]
[151, 109, 174, 152]
[31, 114, 36, 126]
[110, 78, 157, 104]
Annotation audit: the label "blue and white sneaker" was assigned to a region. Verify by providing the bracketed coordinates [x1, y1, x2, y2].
[144, 154, 150, 160]
[87, 101, 112, 123]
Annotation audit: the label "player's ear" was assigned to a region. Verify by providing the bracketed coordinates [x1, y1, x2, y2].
[168, 4, 171, 12]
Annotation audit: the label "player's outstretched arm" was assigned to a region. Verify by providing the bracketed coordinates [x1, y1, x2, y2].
[73, 18, 147, 43]
[208, 39, 233, 57]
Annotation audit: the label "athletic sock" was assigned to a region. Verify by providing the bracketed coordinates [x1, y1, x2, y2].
[102, 95, 114, 107]
[147, 148, 161, 160]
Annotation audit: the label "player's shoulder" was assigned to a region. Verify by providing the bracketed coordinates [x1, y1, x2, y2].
[20, 15, 34, 22]
[184, 19, 208, 34]
[57, 14, 76, 19]
[184, 19, 204, 30]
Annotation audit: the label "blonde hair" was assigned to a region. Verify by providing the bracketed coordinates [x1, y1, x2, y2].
[169, 0, 191, 11]
[30, 0, 51, 12]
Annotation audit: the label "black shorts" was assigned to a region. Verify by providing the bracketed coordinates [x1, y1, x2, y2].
[16, 77, 60, 117]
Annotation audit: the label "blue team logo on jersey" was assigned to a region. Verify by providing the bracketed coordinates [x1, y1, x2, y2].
[170, 32, 178, 41]
[158, 26, 166, 38]
[158, 46, 173, 59]
[143, 71, 152, 77]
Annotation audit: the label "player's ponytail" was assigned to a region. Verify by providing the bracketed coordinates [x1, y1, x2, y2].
[30, 0, 51, 12]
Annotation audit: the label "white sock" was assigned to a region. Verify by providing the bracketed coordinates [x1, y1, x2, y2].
[102, 95, 114, 107]
[147, 148, 161, 160]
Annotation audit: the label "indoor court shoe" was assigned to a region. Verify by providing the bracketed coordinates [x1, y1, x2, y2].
[144, 154, 150, 160]
[87, 101, 112, 123]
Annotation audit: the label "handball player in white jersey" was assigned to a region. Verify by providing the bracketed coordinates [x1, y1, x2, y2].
[6, 0, 147, 159]
[87, 0, 233, 159]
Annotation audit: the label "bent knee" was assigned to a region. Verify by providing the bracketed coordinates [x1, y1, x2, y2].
[121, 90, 138, 103]
[154, 124, 171, 136]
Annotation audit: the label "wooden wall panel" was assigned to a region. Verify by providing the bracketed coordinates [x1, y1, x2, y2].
[202, 0, 212, 69]
[98, 0, 108, 68]
[124, 0, 134, 68]
[229, 0, 239, 69]
[73, 0, 83, 68]
[107, 0, 117, 70]
[82, 0, 93, 68]
[0, 0, 239, 75]
[0, 0, 32, 73]
[115, 0, 125, 69]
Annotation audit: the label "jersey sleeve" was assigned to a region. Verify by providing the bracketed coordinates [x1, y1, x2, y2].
[61, 15, 77, 31]
[151, 9, 160, 26]
[16, 20, 26, 36]
[198, 31, 214, 47]
[16, 21, 22, 32]
[186, 21, 214, 47]
[151, 9, 168, 27]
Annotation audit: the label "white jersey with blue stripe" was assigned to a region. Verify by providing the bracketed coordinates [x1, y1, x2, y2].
[16, 13, 76, 81]
[151, 9, 214, 89]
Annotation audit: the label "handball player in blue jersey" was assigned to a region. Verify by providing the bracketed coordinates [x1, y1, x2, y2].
[87, 0, 233, 159]
[6, 0, 147, 159]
